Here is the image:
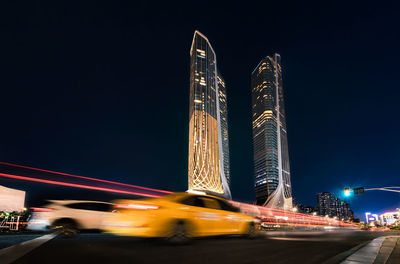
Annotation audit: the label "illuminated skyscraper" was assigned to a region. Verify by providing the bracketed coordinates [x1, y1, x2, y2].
[188, 31, 231, 199]
[251, 54, 292, 209]
[217, 72, 231, 186]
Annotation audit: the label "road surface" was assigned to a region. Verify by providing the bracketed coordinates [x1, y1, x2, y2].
[3, 230, 399, 264]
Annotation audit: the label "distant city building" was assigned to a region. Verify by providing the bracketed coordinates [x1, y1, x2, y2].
[317, 192, 337, 217]
[338, 201, 353, 220]
[292, 200, 315, 214]
[0, 185, 25, 212]
[188, 31, 231, 198]
[380, 210, 399, 226]
[317, 192, 353, 220]
[301, 205, 316, 214]
[251, 54, 292, 209]
[217, 72, 231, 186]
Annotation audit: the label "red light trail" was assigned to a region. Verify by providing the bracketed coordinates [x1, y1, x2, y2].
[0, 161, 172, 194]
[0, 162, 357, 228]
[0, 172, 161, 198]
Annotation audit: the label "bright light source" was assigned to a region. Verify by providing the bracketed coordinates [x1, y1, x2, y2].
[115, 204, 159, 210]
[343, 187, 352, 197]
[186, 190, 206, 195]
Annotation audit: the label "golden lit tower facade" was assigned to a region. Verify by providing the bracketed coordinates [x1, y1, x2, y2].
[188, 31, 231, 199]
[251, 54, 292, 209]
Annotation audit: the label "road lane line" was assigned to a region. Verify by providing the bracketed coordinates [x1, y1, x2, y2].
[263, 231, 326, 236]
[267, 236, 328, 242]
[0, 233, 58, 264]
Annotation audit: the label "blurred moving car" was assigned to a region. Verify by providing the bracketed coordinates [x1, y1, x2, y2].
[102, 192, 258, 242]
[27, 200, 114, 236]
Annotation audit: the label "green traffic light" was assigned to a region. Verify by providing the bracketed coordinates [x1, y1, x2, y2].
[343, 187, 352, 197]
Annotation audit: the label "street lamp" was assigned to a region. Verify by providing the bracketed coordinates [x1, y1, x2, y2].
[343, 186, 400, 196]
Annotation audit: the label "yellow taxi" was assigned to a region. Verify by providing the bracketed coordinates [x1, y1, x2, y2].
[102, 192, 258, 242]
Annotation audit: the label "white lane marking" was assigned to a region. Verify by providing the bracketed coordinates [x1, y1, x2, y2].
[267, 236, 328, 242]
[263, 231, 326, 236]
[0, 233, 58, 264]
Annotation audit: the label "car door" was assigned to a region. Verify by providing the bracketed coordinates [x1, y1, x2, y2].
[215, 199, 242, 234]
[179, 196, 216, 236]
[65, 202, 112, 229]
[198, 197, 226, 235]
[87, 203, 115, 229]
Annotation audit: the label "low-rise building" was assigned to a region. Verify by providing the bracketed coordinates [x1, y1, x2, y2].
[380, 210, 399, 226]
[0, 185, 25, 212]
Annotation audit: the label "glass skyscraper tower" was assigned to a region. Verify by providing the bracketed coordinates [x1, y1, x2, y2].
[188, 31, 231, 199]
[251, 54, 292, 209]
[217, 73, 230, 186]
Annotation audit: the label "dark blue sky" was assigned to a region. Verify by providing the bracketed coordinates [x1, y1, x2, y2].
[1, 1, 399, 219]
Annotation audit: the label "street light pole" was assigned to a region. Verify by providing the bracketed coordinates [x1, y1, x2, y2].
[364, 187, 400, 193]
[343, 186, 400, 196]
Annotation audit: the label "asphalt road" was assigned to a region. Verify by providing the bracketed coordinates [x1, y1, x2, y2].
[8, 230, 400, 264]
[0, 234, 44, 250]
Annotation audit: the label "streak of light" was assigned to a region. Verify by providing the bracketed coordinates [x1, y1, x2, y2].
[260, 222, 341, 228]
[0, 172, 161, 198]
[30, 207, 55, 212]
[231, 201, 358, 228]
[0, 161, 172, 194]
[266, 237, 329, 241]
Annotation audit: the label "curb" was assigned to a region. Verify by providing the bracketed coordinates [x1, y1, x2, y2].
[321, 241, 370, 264]
[340, 236, 400, 264]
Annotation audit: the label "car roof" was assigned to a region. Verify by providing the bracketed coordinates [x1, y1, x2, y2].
[165, 192, 227, 201]
[47, 200, 113, 205]
[113, 192, 227, 204]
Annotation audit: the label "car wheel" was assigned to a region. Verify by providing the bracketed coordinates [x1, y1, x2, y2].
[54, 220, 78, 237]
[246, 222, 257, 238]
[167, 221, 190, 244]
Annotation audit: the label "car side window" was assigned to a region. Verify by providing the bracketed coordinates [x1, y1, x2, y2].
[65, 203, 88, 210]
[90, 203, 113, 212]
[201, 197, 221, 210]
[180, 196, 205, 208]
[65, 202, 112, 212]
[216, 200, 240, 213]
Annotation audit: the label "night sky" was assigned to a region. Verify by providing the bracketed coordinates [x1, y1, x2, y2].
[1, 1, 399, 219]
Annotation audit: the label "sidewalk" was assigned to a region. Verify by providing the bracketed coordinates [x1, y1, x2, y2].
[386, 236, 400, 264]
[341, 235, 400, 264]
